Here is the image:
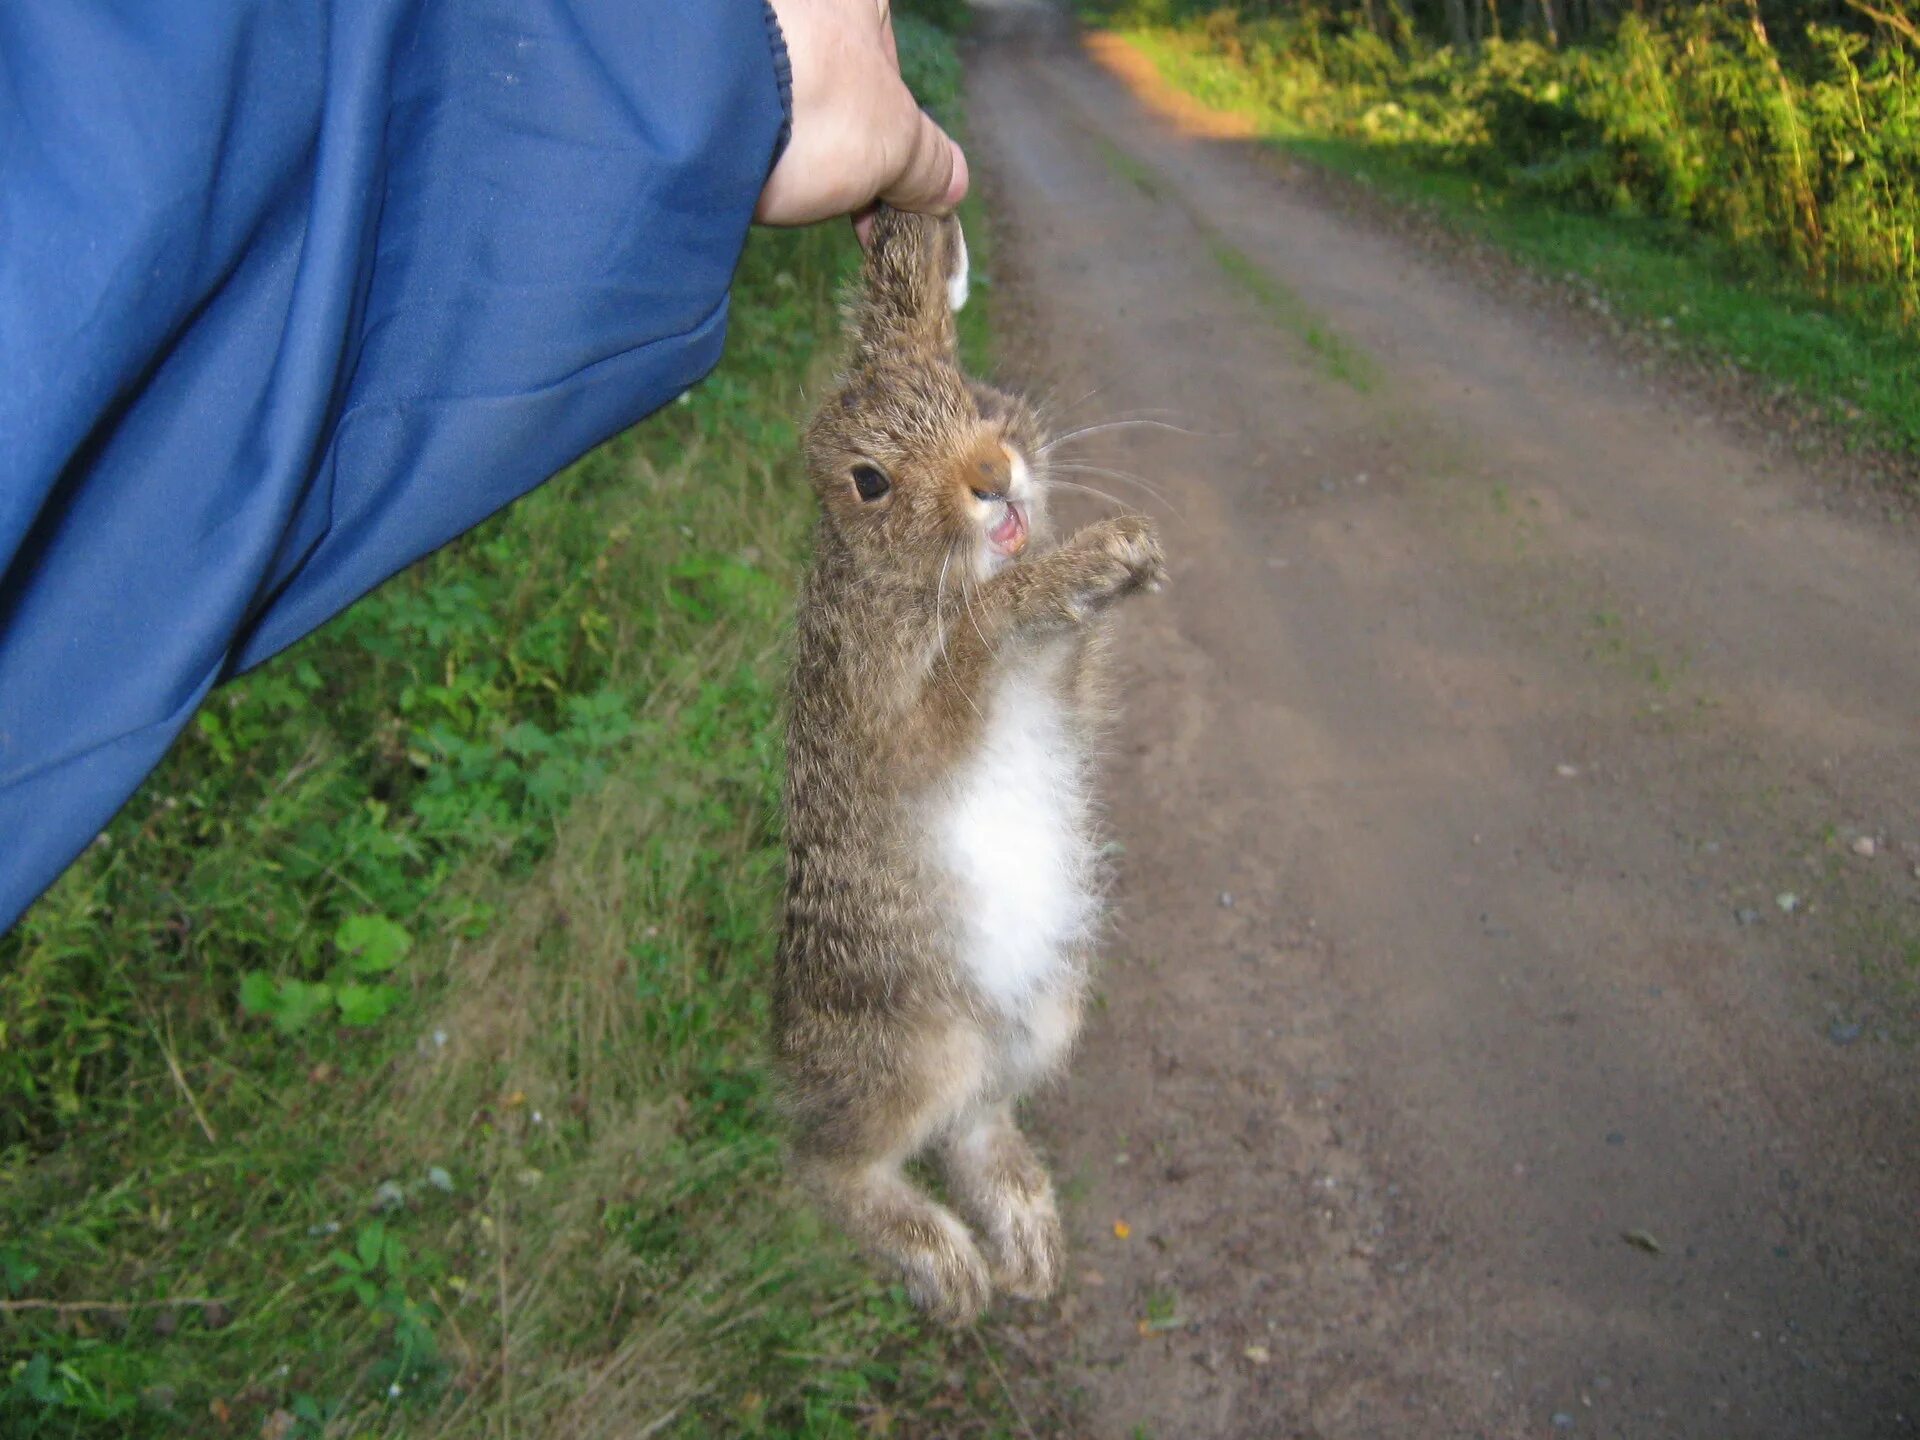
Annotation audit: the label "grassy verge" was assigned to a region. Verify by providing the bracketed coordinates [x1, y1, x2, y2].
[1099, 22, 1920, 458]
[2, 20, 1024, 1439]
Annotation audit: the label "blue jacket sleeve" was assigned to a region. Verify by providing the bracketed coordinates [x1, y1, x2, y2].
[0, 0, 792, 930]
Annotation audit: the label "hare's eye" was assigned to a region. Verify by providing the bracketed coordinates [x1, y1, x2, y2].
[851, 464, 891, 502]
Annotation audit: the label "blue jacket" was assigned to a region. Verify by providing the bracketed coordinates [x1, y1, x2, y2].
[0, 0, 791, 929]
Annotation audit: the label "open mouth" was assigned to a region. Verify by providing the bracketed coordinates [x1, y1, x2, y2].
[986, 500, 1029, 557]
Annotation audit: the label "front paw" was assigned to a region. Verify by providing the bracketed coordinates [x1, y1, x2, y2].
[1075, 514, 1165, 612]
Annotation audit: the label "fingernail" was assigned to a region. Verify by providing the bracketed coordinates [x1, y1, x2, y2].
[943, 141, 970, 210]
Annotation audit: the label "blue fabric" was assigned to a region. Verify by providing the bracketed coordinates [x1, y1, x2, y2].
[0, 0, 789, 930]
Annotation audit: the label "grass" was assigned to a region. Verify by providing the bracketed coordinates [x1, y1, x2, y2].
[1104, 24, 1920, 458]
[1805, 827, 1920, 1039]
[1137, 1288, 1185, 1334]
[1093, 130, 1164, 199]
[1202, 234, 1381, 392]
[2, 19, 1029, 1438]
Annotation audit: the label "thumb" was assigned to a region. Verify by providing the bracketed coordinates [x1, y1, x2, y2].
[878, 106, 969, 216]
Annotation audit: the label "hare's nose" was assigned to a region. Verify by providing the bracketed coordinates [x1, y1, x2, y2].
[969, 450, 1011, 502]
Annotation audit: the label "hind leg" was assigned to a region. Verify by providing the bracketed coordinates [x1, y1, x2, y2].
[788, 1024, 993, 1326]
[940, 1103, 1063, 1301]
[797, 1156, 992, 1326]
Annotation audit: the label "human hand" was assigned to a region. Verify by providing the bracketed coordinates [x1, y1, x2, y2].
[756, 0, 969, 234]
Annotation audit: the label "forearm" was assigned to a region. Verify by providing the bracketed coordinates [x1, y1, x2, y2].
[0, 0, 791, 930]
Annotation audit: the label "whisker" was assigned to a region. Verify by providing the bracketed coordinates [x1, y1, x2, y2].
[1043, 478, 1131, 509]
[1039, 417, 1211, 453]
[1040, 389, 1200, 430]
[1049, 458, 1173, 489]
[1048, 399, 1191, 427]
[935, 544, 955, 666]
[959, 569, 993, 662]
[1070, 403, 1194, 424]
[937, 538, 983, 720]
[1044, 382, 1104, 422]
[1047, 461, 1183, 517]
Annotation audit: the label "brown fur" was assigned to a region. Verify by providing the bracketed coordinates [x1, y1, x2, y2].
[775, 208, 1163, 1325]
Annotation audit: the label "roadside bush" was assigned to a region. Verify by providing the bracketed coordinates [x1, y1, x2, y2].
[894, 0, 976, 35]
[1098, 3, 1920, 320]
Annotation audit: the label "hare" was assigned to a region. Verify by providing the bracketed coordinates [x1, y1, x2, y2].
[773, 207, 1164, 1326]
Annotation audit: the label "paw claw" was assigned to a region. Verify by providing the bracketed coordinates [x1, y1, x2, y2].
[985, 1192, 1064, 1302]
[901, 1228, 992, 1328]
[1071, 515, 1166, 614]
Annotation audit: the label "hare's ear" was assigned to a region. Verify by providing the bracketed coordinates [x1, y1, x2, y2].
[851, 207, 968, 361]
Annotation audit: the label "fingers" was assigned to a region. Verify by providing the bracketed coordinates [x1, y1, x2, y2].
[879, 109, 969, 217]
[853, 120, 964, 251]
[758, 0, 971, 232]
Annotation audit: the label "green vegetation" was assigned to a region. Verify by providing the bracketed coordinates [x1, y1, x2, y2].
[2, 19, 1023, 1438]
[1809, 825, 1920, 1031]
[896, 0, 978, 34]
[1086, 0, 1920, 452]
[1205, 232, 1382, 388]
[1095, 129, 1167, 197]
[1090, 130, 1379, 385]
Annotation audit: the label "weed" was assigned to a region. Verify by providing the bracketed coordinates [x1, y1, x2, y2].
[325, 1222, 440, 1394]
[1142, 1287, 1183, 1327]
[1205, 233, 1382, 390]
[1097, 132, 1166, 197]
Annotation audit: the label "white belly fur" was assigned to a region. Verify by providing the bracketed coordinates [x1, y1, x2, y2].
[933, 663, 1097, 1020]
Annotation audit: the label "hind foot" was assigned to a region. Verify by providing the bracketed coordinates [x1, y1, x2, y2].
[804, 1159, 992, 1327]
[983, 1182, 1063, 1300]
[892, 1202, 994, 1326]
[942, 1106, 1064, 1302]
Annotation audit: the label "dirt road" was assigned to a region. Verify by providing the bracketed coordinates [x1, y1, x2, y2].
[962, 9, 1920, 1437]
